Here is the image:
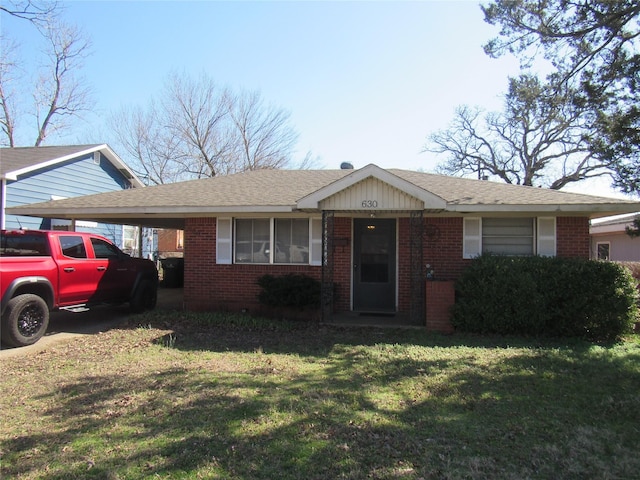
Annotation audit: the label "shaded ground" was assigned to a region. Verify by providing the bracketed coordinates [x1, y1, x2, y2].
[0, 287, 184, 357]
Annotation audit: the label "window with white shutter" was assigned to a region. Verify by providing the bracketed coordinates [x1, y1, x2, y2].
[463, 217, 482, 259]
[537, 217, 556, 257]
[216, 218, 232, 264]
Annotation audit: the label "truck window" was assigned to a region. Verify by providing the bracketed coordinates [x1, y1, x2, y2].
[0, 233, 50, 256]
[91, 238, 123, 259]
[60, 235, 87, 259]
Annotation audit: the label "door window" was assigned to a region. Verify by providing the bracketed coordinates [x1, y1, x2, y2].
[60, 236, 87, 259]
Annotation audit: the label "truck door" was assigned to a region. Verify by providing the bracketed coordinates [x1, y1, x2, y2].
[56, 235, 104, 305]
[89, 236, 135, 300]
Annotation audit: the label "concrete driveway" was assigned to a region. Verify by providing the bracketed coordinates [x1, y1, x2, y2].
[0, 288, 183, 359]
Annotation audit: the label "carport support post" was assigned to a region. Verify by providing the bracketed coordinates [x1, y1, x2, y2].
[137, 225, 143, 258]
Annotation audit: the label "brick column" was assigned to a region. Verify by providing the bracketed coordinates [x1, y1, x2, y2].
[426, 280, 455, 333]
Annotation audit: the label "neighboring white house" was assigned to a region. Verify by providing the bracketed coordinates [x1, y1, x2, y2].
[590, 213, 640, 261]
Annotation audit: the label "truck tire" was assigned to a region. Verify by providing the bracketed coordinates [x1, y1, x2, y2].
[1, 294, 50, 347]
[130, 279, 157, 313]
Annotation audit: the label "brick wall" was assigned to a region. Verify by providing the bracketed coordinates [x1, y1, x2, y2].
[332, 217, 352, 312]
[183, 218, 321, 313]
[556, 216, 590, 258]
[157, 228, 183, 255]
[426, 280, 455, 333]
[182, 215, 592, 316]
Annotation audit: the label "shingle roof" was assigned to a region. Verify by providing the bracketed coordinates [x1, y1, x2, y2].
[7, 166, 640, 230]
[0, 145, 103, 175]
[0, 144, 144, 187]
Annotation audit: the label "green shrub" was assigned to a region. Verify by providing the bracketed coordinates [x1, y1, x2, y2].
[257, 274, 321, 309]
[452, 255, 639, 342]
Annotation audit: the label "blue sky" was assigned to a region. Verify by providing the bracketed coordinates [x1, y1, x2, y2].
[2, 0, 629, 197]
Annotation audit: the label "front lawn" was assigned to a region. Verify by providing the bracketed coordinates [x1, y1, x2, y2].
[2, 311, 639, 479]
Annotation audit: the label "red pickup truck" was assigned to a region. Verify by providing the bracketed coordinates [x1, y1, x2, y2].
[1, 229, 159, 347]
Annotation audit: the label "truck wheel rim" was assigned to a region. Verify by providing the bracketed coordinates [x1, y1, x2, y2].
[18, 304, 45, 338]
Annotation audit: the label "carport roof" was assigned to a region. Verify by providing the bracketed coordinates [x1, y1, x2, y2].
[7, 164, 640, 229]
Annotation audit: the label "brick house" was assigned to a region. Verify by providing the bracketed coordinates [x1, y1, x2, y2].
[8, 164, 640, 330]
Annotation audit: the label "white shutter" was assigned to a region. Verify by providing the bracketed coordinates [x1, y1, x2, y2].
[537, 217, 556, 257]
[216, 218, 232, 264]
[310, 218, 322, 266]
[463, 217, 482, 259]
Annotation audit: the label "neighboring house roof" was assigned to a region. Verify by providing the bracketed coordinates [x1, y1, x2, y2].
[0, 144, 144, 188]
[590, 213, 639, 235]
[7, 163, 640, 230]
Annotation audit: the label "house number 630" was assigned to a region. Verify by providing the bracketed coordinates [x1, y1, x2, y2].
[361, 200, 378, 208]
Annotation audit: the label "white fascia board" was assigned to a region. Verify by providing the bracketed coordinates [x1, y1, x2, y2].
[297, 163, 447, 210]
[97, 144, 146, 188]
[6, 205, 295, 217]
[446, 203, 640, 216]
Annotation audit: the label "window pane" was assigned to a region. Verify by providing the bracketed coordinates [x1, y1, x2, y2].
[597, 243, 610, 260]
[91, 238, 122, 258]
[60, 236, 87, 259]
[360, 232, 389, 283]
[275, 218, 309, 263]
[235, 219, 270, 263]
[482, 218, 533, 256]
[1, 233, 50, 256]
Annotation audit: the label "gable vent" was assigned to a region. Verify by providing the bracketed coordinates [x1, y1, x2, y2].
[93, 152, 101, 165]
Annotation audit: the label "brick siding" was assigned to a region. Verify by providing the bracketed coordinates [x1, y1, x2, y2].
[556, 216, 590, 257]
[182, 215, 592, 319]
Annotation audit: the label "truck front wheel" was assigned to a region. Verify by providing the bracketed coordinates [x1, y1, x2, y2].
[130, 279, 157, 313]
[1, 294, 50, 347]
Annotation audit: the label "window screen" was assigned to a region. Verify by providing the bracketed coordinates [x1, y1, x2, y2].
[482, 218, 534, 256]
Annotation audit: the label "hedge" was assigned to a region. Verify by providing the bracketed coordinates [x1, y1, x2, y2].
[452, 255, 639, 342]
[257, 274, 321, 309]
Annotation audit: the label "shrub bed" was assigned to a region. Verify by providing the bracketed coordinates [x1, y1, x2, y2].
[257, 273, 321, 309]
[452, 255, 639, 341]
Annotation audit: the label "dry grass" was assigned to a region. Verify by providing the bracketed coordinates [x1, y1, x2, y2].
[2, 310, 640, 479]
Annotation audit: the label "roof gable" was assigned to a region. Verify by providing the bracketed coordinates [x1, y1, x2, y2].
[297, 164, 447, 210]
[0, 144, 144, 188]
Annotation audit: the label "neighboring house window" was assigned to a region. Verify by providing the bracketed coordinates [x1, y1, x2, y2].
[597, 242, 610, 260]
[122, 225, 138, 255]
[463, 217, 556, 258]
[217, 217, 320, 265]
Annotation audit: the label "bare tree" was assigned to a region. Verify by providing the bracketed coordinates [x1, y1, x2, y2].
[0, 0, 60, 27]
[0, 4, 93, 147]
[162, 72, 234, 178]
[0, 36, 19, 147]
[109, 104, 184, 185]
[228, 90, 298, 173]
[33, 21, 92, 146]
[425, 75, 613, 189]
[110, 71, 301, 183]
